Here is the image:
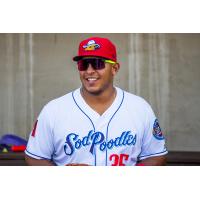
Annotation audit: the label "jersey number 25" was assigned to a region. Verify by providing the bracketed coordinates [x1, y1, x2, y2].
[109, 154, 129, 166]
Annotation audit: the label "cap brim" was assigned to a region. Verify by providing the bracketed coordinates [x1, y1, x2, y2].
[73, 56, 83, 61]
[73, 55, 110, 62]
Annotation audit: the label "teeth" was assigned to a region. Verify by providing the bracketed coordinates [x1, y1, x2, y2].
[87, 78, 97, 81]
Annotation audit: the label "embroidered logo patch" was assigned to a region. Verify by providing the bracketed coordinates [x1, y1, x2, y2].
[153, 119, 164, 140]
[83, 40, 100, 51]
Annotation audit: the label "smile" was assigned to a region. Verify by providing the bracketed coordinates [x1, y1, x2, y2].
[86, 77, 98, 82]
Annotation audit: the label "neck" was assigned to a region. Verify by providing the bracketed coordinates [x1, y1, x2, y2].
[81, 86, 116, 104]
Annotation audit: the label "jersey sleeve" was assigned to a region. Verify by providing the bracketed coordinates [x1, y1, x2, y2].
[25, 104, 55, 160]
[138, 104, 168, 161]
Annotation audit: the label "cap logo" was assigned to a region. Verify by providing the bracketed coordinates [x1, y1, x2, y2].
[83, 40, 100, 51]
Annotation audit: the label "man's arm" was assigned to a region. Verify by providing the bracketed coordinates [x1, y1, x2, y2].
[25, 154, 55, 166]
[137, 155, 167, 166]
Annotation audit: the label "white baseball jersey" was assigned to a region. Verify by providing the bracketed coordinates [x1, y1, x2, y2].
[25, 87, 167, 166]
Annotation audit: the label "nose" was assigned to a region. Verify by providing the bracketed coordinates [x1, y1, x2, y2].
[86, 64, 95, 73]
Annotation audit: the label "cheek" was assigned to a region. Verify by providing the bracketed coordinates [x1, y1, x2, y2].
[107, 68, 115, 78]
[102, 71, 114, 83]
[79, 72, 84, 79]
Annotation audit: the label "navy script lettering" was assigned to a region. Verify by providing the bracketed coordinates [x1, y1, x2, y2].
[64, 130, 136, 156]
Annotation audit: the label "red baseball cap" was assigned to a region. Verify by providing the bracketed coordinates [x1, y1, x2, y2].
[73, 37, 117, 62]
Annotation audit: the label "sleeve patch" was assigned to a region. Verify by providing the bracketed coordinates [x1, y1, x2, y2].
[153, 119, 164, 140]
[31, 120, 38, 137]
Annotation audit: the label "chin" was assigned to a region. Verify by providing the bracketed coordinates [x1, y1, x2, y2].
[84, 86, 102, 96]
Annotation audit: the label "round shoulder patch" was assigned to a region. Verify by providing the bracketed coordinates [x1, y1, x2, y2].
[153, 119, 164, 140]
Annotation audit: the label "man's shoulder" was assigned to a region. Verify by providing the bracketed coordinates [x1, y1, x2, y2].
[123, 90, 150, 107]
[121, 89, 155, 117]
[44, 89, 78, 110]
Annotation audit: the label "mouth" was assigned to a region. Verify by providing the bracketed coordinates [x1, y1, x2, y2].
[85, 77, 99, 84]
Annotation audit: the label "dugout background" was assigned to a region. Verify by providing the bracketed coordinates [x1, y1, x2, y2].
[0, 33, 200, 152]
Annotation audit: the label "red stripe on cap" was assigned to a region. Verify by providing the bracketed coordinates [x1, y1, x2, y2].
[31, 120, 38, 137]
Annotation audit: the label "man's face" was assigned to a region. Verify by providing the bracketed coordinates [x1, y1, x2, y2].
[78, 57, 119, 95]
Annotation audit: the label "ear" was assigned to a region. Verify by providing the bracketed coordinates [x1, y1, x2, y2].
[112, 63, 120, 76]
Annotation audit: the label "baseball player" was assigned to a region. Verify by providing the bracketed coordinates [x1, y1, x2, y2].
[25, 37, 168, 166]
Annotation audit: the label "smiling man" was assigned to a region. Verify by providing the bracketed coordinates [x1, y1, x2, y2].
[25, 37, 168, 166]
